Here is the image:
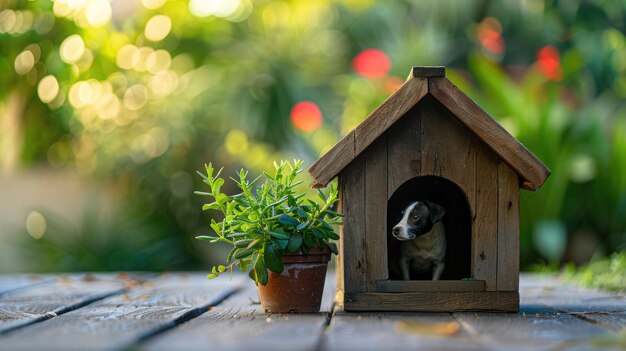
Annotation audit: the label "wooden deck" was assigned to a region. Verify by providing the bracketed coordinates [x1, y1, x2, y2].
[0, 272, 624, 350]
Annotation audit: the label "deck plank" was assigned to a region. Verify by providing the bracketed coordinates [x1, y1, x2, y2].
[0, 275, 52, 296]
[453, 310, 610, 351]
[0, 273, 240, 351]
[142, 272, 336, 351]
[321, 312, 484, 351]
[520, 274, 626, 332]
[0, 274, 127, 334]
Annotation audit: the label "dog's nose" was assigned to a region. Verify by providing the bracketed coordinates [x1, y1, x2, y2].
[392, 227, 400, 236]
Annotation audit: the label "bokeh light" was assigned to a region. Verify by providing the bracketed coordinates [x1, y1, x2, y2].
[124, 84, 149, 110]
[225, 129, 249, 155]
[26, 211, 47, 240]
[477, 17, 504, 55]
[60, 34, 85, 63]
[189, 0, 252, 21]
[14, 50, 35, 75]
[141, 0, 167, 10]
[37, 75, 60, 103]
[116, 45, 137, 69]
[85, 0, 112, 27]
[290, 101, 323, 132]
[145, 15, 172, 42]
[537, 45, 563, 81]
[352, 49, 391, 78]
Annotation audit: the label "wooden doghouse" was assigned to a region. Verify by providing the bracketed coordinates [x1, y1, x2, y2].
[308, 66, 550, 312]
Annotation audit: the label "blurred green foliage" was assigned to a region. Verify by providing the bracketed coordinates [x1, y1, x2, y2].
[1, 0, 625, 272]
[562, 250, 626, 292]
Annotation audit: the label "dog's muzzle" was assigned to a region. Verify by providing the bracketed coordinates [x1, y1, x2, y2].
[392, 226, 416, 241]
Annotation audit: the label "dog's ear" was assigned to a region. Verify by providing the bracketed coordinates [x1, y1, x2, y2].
[425, 200, 446, 224]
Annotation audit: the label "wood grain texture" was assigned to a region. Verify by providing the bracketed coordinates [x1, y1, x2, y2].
[453, 310, 610, 351]
[339, 155, 367, 294]
[144, 276, 335, 351]
[429, 77, 550, 191]
[521, 274, 626, 332]
[354, 77, 427, 156]
[420, 96, 476, 217]
[386, 104, 421, 197]
[344, 291, 519, 312]
[473, 143, 499, 291]
[322, 312, 484, 351]
[412, 66, 445, 77]
[308, 76, 427, 188]
[0, 274, 240, 350]
[497, 163, 520, 291]
[365, 135, 388, 289]
[0, 275, 126, 334]
[376, 280, 485, 293]
[0, 275, 50, 297]
[308, 130, 355, 188]
[335, 179, 345, 309]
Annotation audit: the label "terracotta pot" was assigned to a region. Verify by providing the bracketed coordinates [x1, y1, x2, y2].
[256, 246, 331, 313]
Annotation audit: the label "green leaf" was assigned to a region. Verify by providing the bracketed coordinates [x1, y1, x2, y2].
[218, 265, 227, 273]
[327, 231, 340, 240]
[264, 245, 284, 273]
[207, 273, 217, 279]
[322, 221, 333, 231]
[195, 235, 218, 241]
[227, 247, 237, 263]
[216, 193, 229, 205]
[325, 210, 344, 218]
[317, 189, 328, 201]
[227, 232, 249, 238]
[297, 208, 309, 219]
[296, 222, 308, 231]
[311, 228, 325, 239]
[202, 202, 221, 211]
[253, 257, 268, 285]
[234, 239, 254, 248]
[303, 233, 313, 247]
[278, 214, 299, 227]
[268, 229, 290, 240]
[233, 247, 256, 259]
[287, 233, 303, 253]
[271, 238, 289, 251]
[212, 178, 225, 193]
[246, 239, 261, 249]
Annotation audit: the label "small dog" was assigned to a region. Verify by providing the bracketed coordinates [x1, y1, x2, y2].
[392, 200, 446, 280]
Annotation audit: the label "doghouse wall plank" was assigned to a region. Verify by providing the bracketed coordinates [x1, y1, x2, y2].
[419, 96, 477, 215]
[497, 163, 520, 291]
[365, 135, 389, 290]
[474, 143, 500, 291]
[387, 105, 421, 197]
[420, 96, 500, 288]
[339, 154, 367, 294]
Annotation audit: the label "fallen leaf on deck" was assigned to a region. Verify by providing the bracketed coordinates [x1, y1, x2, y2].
[395, 320, 461, 337]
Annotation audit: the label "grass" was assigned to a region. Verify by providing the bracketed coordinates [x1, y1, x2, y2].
[561, 250, 626, 293]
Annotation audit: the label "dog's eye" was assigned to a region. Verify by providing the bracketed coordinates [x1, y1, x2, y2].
[412, 215, 419, 220]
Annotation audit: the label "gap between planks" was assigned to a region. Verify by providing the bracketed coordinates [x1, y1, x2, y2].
[0, 274, 242, 351]
[0, 275, 129, 335]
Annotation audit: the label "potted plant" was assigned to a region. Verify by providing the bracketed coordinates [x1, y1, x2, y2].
[195, 160, 341, 313]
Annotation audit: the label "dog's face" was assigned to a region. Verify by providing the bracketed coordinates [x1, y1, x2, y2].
[392, 200, 445, 241]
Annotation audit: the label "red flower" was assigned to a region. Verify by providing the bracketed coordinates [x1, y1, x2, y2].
[290, 101, 322, 132]
[537, 46, 563, 81]
[352, 49, 392, 78]
[477, 17, 504, 54]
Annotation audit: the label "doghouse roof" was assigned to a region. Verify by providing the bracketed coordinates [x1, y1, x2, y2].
[308, 66, 550, 191]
